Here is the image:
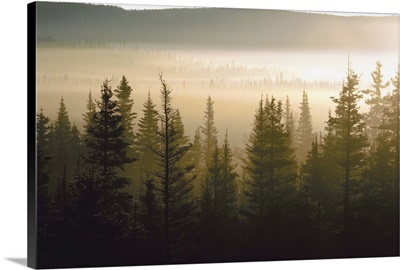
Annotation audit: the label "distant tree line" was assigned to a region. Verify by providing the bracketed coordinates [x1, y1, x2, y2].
[36, 62, 399, 268]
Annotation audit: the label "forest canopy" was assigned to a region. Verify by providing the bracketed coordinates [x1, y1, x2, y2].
[36, 62, 400, 268]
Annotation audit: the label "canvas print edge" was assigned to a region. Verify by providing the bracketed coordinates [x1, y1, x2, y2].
[28, 1, 400, 269]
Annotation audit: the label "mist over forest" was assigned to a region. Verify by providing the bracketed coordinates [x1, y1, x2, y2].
[35, 2, 399, 268]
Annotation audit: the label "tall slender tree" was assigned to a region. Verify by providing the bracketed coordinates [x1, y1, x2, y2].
[172, 109, 190, 155]
[48, 97, 77, 196]
[189, 127, 202, 198]
[83, 90, 96, 132]
[297, 135, 323, 254]
[329, 63, 368, 252]
[70, 123, 81, 172]
[220, 130, 238, 220]
[362, 61, 389, 144]
[201, 96, 218, 169]
[136, 92, 159, 194]
[284, 95, 296, 147]
[36, 108, 55, 267]
[114, 75, 136, 147]
[243, 97, 268, 234]
[36, 108, 52, 234]
[115, 76, 137, 192]
[199, 139, 221, 222]
[81, 90, 97, 161]
[297, 91, 313, 163]
[37, 107, 51, 156]
[151, 74, 195, 262]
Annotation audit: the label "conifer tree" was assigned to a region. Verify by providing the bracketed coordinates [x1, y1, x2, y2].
[83, 90, 96, 131]
[48, 97, 77, 195]
[70, 123, 81, 171]
[136, 92, 159, 194]
[301, 136, 323, 215]
[316, 110, 341, 234]
[69, 80, 135, 265]
[189, 127, 202, 198]
[85, 80, 134, 174]
[359, 129, 396, 255]
[115, 76, 137, 192]
[201, 96, 218, 169]
[138, 176, 162, 262]
[297, 91, 313, 163]
[359, 65, 400, 255]
[243, 97, 268, 233]
[329, 63, 368, 248]
[220, 130, 238, 220]
[205, 140, 222, 215]
[386, 64, 399, 252]
[298, 136, 322, 239]
[36, 108, 52, 231]
[362, 61, 389, 144]
[262, 96, 297, 213]
[115, 75, 136, 147]
[81, 91, 97, 159]
[198, 139, 233, 261]
[199, 140, 220, 221]
[244, 96, 297, 257]
[152, 74, 195, 262]
[382, 64, 400, 193]
[172, 109, 190, 153]
[37, 107, 51, 156]
[284, 95, 296, 147]
[36, 108, 54, 266]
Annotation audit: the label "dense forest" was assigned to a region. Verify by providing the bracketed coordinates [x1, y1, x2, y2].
[36, 61, 399, 268]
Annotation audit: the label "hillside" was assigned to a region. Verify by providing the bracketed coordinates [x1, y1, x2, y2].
[35, 2, 398, 51]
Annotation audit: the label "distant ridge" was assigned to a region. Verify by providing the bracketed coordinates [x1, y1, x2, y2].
[36, 2, 398, 51]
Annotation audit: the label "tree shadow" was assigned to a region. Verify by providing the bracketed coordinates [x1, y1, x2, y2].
[5, 258, 27, 267]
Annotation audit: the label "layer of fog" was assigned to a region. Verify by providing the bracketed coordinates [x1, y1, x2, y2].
[36, 45, 398, 148]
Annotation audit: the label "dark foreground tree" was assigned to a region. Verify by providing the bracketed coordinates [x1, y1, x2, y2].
[358, 65, 399, 256]
[329, 63, 368, 255]
[197, 132, 238, 261]
[151, 74, 195, 263]
[65, 80, 135, 267]
[243, 96, 297, 260]
[37, 108, 52, 218]
[114, 76, 137, 191]
[36, 108, 53, 267]
[136, 92, 159, 194]
[48, 97, 79, 196]
[137, 176, 163, 263]
[189, 127, 202, 198]
[201, 96, 218, 172]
